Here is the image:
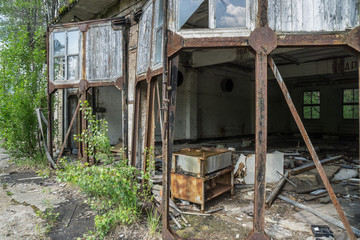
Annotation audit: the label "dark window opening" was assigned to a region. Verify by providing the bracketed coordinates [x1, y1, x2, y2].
[343, 88, 359, 119]
[303, 91, 320, 119]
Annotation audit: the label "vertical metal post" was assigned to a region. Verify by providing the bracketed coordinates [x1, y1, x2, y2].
[358, 55, 360, 167]
[161, 55, 179, 239]
[143, 80, 156, 171]
[247, 52, 269, 240]
[268, 56, 356, 240]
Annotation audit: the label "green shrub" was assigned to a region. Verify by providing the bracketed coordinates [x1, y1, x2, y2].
[57, 151, 154, 239]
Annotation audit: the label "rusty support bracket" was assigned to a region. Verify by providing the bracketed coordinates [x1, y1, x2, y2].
[347, 26, 360, 53]
[268, 56, 356, 240]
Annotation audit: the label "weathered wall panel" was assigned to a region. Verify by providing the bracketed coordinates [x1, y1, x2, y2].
[136, 2, 153, 75]
[86, 23, 123, 81]
[268, 0, 360, 32]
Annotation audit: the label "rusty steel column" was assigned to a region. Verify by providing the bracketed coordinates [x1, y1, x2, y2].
[161, 55, 179, 240]
[248, 24, 277, 239]
[359, 55, 360, 166]
[268, 56, 356, 240]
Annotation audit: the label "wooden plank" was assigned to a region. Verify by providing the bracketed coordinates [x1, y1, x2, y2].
[292, 0, 302, 31]
[289, 155, 343, 175]
[274, 0, 281, 31]
[281, 0, 292, 31]
[265, 171, 289, 208]
[313, 0, 324, 31]
[302, 0, 314, 31]
[267, 0, 276, 30]
[323, 0, 336, 31]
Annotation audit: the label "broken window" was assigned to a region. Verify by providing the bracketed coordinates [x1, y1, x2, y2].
[53, 30, 80, 81]
[178, 0, 246, 29]
[303, 91, 320, 119]
[216, 0, 246, 28]
[343, 88, 359, 119]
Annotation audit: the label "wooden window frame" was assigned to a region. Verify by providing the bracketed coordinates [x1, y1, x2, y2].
[343, 88, 359, 120]
[302, 90, 320, 120]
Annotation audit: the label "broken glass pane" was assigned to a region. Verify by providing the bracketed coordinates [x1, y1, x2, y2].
[312, 106, 320, 119]
[54, 57, 65, 81]
[179, 0, 205, 28]
[67, 31, 80, 55]
[67, 56, 79, 80]
[312, 91, 320, 104]
[303, 106, 311, 119]
[216, 0, 246, 28]
[54, 32, 65, 56]
[155, 27, 163, 64]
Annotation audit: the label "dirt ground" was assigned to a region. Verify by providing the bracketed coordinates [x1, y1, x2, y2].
[0, 148, 95, 239]
[1, 142, 359, 240]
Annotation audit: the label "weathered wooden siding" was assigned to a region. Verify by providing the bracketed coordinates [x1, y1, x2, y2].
[136, 1, 153, 75]
[268, 0, 360, 32]
[86, 23, 123, 81]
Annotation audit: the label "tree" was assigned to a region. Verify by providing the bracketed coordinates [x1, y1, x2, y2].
[0, 0, 67, 160]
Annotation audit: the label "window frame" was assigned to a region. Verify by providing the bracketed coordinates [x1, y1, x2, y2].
[342, 88, 359, 120]
[177, 0, 248, 30]
[51, 28, 81, 83]
[302, 90, 321, 120]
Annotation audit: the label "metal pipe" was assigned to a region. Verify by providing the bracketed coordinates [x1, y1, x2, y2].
[268, 56, 356, 240]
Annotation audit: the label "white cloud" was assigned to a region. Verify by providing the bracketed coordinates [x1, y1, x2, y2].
[219, 4, 246, 27]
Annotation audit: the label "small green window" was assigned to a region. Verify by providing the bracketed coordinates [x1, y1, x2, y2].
[343, 89, 359, 119]
[303, 91, 320, 119]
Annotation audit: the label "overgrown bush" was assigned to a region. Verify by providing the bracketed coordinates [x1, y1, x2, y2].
[57, 155, 154, 239]
[57, 103, 155, 239]
[74, 100, 112, 164]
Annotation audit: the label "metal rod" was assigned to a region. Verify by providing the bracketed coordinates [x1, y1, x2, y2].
[156, 80, 164, 138]
[268, 56, 356, 240]
[276, 171, 297, 187]
[57, 99, 81, 164]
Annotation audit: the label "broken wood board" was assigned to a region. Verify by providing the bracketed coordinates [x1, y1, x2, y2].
[289, 155, 343, 175]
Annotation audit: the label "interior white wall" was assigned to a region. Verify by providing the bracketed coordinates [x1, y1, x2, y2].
[96, 86, 123, 145]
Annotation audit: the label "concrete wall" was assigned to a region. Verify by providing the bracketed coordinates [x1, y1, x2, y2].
[196, 66, 254, 139]
[290, 79, 359, 135]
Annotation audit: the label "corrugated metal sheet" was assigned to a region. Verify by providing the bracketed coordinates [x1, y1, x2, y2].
[86, 23, 123, 81]
[268, 0, 360, 32]
[137, 2, 153, 75]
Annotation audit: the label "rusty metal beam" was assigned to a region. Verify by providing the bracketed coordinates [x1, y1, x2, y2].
[143, 80, 156, 171]
[131, 86, 141, 167]
[257, 0, 268, 27]
[277, 33, 347, 47]
[268, 56, 356, 240]
[57, 98, 81, 164]
[162, 55, 179, 239]
[359, 55, 360, 170]
[247, 52, 269, 240]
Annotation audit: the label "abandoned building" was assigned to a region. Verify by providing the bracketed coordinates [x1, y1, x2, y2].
[46, 0, 360, 239]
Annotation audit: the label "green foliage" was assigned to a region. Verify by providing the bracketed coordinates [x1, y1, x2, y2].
[147, 208, 161, 237]
[57, 149, 155, 239]
[36, 200, 60, 235]
[0, 25, 47, 160]
[74, 100, 112, 164]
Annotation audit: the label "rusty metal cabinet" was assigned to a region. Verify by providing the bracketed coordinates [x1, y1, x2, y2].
[170, 148, 233, 211]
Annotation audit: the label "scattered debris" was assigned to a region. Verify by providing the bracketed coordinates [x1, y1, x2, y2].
[279, 195, 360, 237]
[289, 155, 343, 175]
[311, 225, 334, 238]
[332, 169, 358, 182]
[266, 171, 289, 208]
